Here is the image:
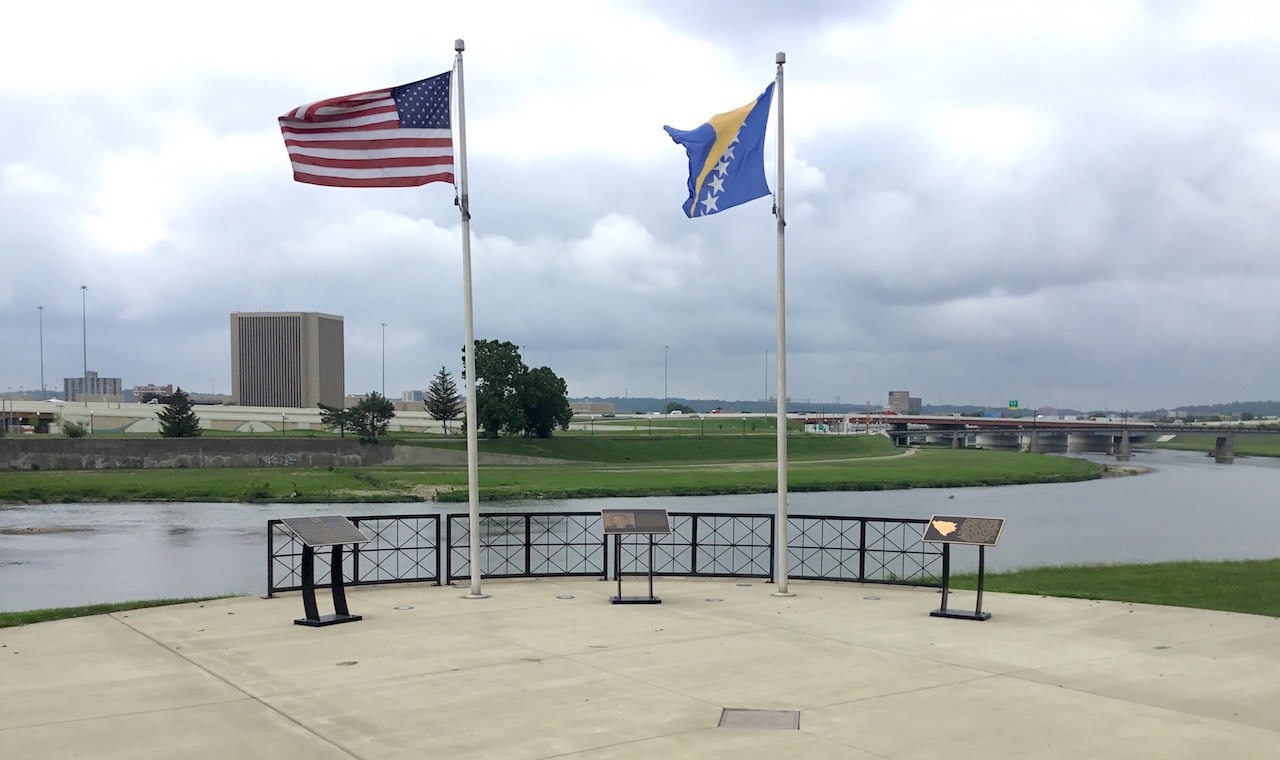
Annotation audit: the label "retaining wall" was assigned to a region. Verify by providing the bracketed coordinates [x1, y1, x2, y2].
[0, 438, 392, 470]
[0, 438, 569, 470]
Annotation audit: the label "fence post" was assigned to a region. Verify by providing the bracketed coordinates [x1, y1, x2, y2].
[524, 514, 533, 575]
[690, 514, 700, 574]
[351, 517, 362, 586]
[858, 519, 867, 582]
[435, 517, 443, 585]
[767, 513, 776, 580]
[266, 520, 277, 597]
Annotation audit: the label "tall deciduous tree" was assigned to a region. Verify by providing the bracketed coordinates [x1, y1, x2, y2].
[424, 366, 463, 433]
[519, 366, 574, 437]
[466, 340, 573, 438]
[158, 387, 202, 438]
[470, 340, 526, 437]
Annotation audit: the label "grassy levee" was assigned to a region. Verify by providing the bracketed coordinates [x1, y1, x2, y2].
[404, 431, 896, 463]
[1153, 432, 1280, 458]
[432, 446, 1102, 501]
[0, 435, 1103, 503]
[952, 559, 1280, 617]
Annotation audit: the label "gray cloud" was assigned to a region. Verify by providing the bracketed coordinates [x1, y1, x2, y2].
[1, 1, 1277, 411]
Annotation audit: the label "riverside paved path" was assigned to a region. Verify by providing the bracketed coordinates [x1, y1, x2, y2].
[3, 578, 1278, 759]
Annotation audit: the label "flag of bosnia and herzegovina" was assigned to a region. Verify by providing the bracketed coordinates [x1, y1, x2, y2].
[664, 82, 775, 218]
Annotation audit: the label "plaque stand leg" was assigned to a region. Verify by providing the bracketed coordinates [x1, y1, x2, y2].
[296, 544, 363, 627]
[611, 534, 661, 605]
[930, 544, 991, 621]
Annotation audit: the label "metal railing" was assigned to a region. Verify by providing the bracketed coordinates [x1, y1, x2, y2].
[267, 511, 942, 595]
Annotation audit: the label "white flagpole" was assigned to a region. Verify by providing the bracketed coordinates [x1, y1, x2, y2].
[455, 39, 487, 599]
[772, 52, 793, 597]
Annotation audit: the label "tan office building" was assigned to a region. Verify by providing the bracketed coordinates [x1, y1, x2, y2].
[230, 312, 344, 408]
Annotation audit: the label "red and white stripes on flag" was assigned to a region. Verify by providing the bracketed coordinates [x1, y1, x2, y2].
[279, 72, 454, 188]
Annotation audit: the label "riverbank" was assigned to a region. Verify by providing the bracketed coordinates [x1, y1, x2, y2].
[0, 443, 1104, 504]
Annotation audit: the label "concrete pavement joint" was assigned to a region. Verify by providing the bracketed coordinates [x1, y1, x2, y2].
[106, 612, 365, 760]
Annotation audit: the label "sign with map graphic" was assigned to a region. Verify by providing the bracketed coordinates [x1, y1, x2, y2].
[923, 515, 1005, 547]
[601, 509, 672, 535]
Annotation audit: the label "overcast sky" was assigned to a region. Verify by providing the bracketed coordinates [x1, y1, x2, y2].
[2, 1, 1278, 412]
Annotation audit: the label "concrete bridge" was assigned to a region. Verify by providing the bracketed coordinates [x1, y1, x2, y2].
[807, 414, 1276, 464]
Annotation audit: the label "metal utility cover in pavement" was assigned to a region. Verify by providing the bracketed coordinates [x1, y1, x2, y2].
[718, 708, 800, 730]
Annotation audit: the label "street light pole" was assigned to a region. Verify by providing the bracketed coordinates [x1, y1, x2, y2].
[663, 345, 668, 408]
[80, 286, 88, 401]
[381, 322, 387, 397]
[38, 305, 45, 397]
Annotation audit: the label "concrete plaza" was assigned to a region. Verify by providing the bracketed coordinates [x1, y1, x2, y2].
[2, 578, 1278, 758]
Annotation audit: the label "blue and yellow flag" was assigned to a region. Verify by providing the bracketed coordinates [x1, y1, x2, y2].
[664, 83, 775, 218]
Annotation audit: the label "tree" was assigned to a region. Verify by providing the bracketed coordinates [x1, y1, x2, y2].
[518, 366, 573, 437]
[469, 340, 527, 437]
[158, 387, 202, 438]
[424, 366, 463, 433]
[466, 340, 573, 438]
[318, 403, 355, 438]
[348, 392, 396, 443]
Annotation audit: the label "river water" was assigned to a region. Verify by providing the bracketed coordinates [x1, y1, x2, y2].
[1, 449, 1277, 612]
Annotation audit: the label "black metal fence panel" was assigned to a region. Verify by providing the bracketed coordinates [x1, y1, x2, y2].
[268, 515, 440, 594]
[268, 511, 942, 596]
[446, 512, 608, 581]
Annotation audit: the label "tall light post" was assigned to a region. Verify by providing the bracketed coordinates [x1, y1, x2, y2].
[663, 345, 669, 408]
[38, 305, 45, 397]
[80, 285, 88, 401]
[380, 322, 387, 397]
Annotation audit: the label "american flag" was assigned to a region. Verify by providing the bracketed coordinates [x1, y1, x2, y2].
[279, 72, 453, 188]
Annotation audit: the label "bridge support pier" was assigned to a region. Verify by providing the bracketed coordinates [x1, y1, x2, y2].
[1114, 429, 1132, 462]
[1214, 433, 1235, 464]
[951, 433, 963, 449]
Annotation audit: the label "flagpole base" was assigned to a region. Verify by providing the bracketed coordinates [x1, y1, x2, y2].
[462, 593, 489, 600]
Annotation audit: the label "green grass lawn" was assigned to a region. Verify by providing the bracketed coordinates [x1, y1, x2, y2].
[953, 558, 1280, 617]
[409, 430, 896, 463]
[4, 559, 1274, 626]
[1153, 432, 1280, 457]
[0, 436, 1103, 503]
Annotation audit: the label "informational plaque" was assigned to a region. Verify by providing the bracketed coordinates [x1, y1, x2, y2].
[601, 508, 672, 535]
[923, 515, 1004, 547]
[279, 515, 369, 628]
[923, 515, 1005, 622]
[603, 509, 671, 605]
[281, 515, 370, 547]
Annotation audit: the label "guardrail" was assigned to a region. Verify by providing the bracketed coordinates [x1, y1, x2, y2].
[267, 511, 942, 595]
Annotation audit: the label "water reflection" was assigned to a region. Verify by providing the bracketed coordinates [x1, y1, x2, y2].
[1, 449, 1277, 612]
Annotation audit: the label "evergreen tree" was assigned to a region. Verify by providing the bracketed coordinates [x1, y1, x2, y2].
[424, 366, 463, 434]
[318, 403, 355, 437]
[349, 391, 396, 443]
[158, 388, 202, 438]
